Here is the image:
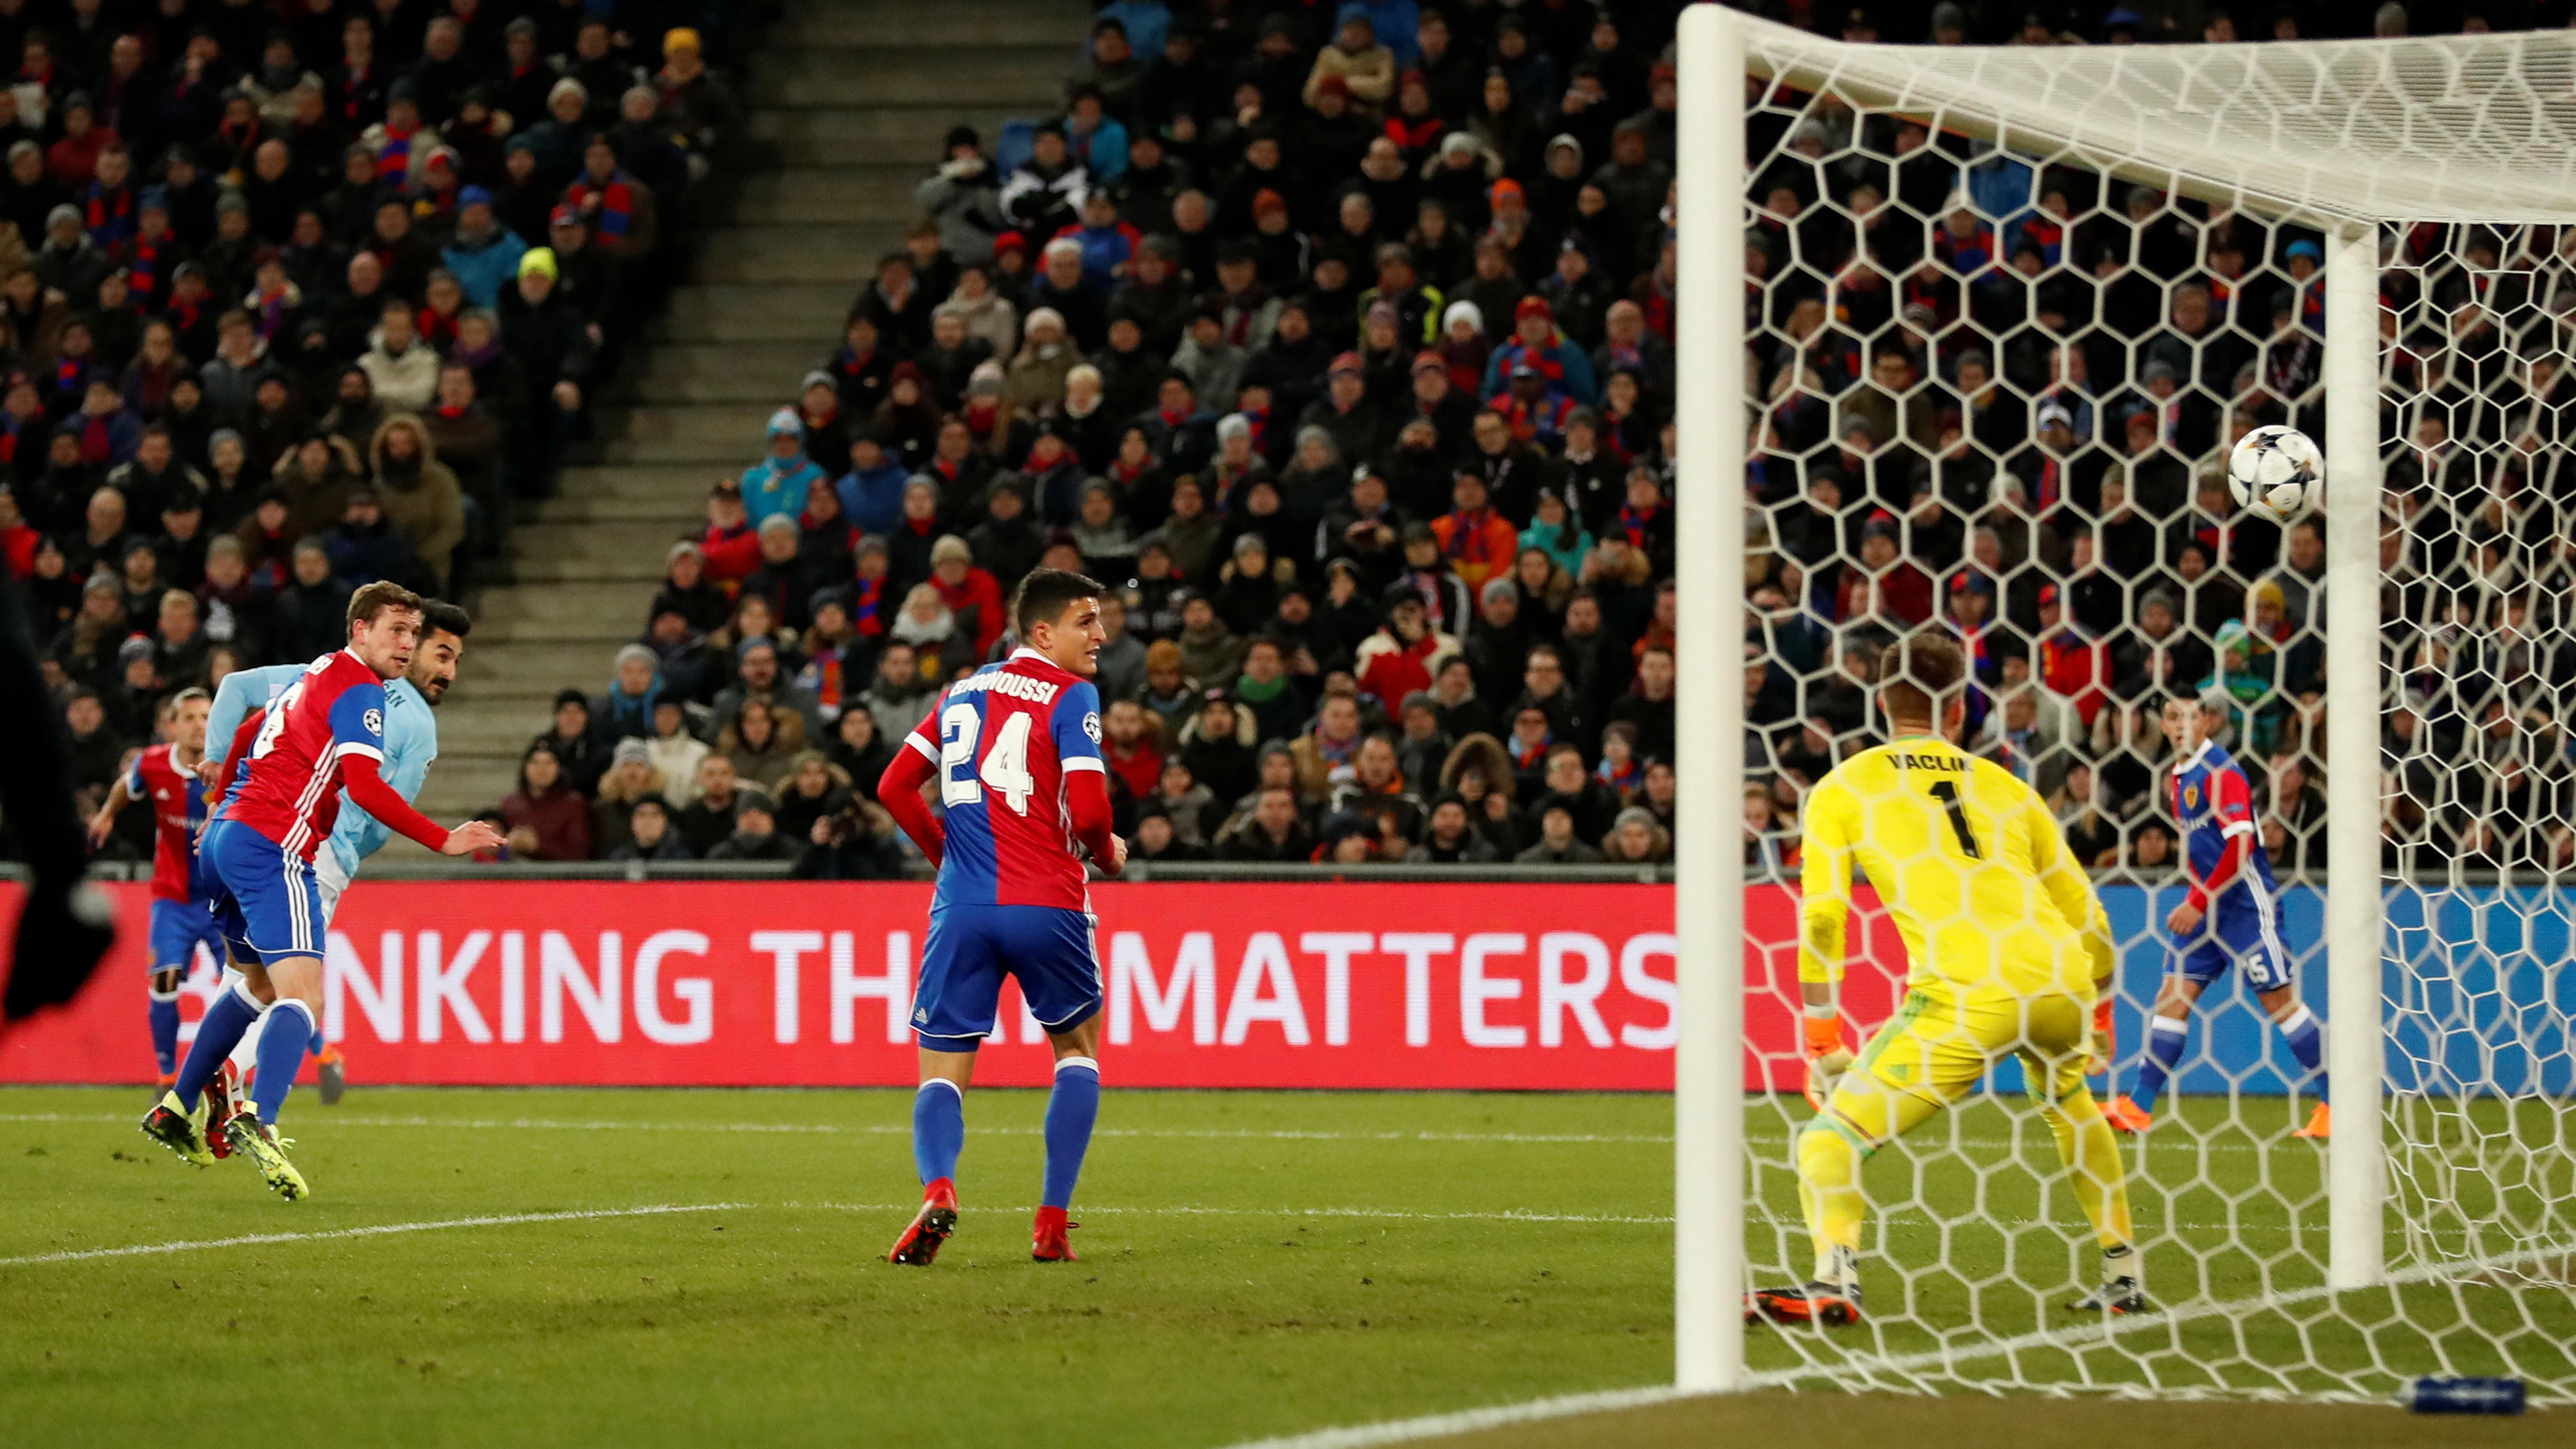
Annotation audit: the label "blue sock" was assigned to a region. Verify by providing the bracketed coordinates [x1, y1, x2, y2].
[172, 978, 262, 1104]
[2131, 1015, 2189, 1113]
[913, 1079, 964, 1186]
[1041, 1057, 1101, 1209]
[147, 986, 182, 1076]
[2277, 1004, 2328, 1102]
[250, 1001, 315, 1124]
[306, 1027, 323, 1058]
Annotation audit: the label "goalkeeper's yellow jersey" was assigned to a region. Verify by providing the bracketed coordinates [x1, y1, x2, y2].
[1798, 735, 2116, 1005]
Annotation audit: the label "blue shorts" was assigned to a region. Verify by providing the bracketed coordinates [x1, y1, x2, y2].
[2172, 887, 2292, 993]
[911, 903, 1102, 1047]
[146, 897, 225, 976]
[203, 820, 329, 966]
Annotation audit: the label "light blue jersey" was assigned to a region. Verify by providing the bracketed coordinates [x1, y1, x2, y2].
[208, 663, 439, 878]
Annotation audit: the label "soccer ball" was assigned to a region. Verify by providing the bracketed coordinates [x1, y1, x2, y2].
[2226, 424, 2323, 522]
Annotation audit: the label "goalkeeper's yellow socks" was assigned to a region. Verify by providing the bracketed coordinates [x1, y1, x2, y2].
[2129, 1014, 2189, 1113]
[2050, 1092, 2136, 1252]
[1795, 1120, 1865, 1282]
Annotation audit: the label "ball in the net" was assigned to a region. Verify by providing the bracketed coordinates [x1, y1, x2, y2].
[2227, 424, 2323, 522]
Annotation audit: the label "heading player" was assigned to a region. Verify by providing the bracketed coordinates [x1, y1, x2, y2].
[1749, 635, 2142, 1327]
[138, 583, 501, 1198]
[86, 688, 219, 1088]
[875, 569, 1126, 1266]
[200, 599, 473, 1110]
[2106, 694, 2328, 1139]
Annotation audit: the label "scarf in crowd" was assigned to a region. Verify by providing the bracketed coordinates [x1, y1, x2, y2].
[50, 357, 87, 406]
[1441, 505, 1493, 561]
[1237, 402, 1270, 455]
[569, 172, 636, 243]
[1510, 728, 1551, 769]
[1614, 499, 1660, 550]
[250, 283, 295, 343]
[127, 231, 165, 304]
[850, 574, 886, 637]
[453, 334, 504, 370]
[433, 397, 470, 422]
[84, 182, 134, 247]
[337, 61, 375, 123]
[76, 409, 120, 464]
[376, 121, 417, 181]
[1315, 728, 1360, 769]
[800, 650, 844, 714]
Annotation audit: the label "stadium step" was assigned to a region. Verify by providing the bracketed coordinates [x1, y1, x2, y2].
[443, 0, 1082, 820]
[775, 2, 1086, 49]
[649, 283, 865, 344]
[732, 167, 950, 227]
[763, 47, 1071, 110]
[475, 582, 654, 631]
[633, 342, 836, 391]
[748, 106, 1026, 166]
[688, 225, 899, 287]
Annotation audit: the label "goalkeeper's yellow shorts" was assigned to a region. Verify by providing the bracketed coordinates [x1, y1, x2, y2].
[1841, 987, 2092, 1124]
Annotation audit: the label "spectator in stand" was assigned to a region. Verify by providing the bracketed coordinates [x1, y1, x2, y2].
[611, 794, 695, 862]
[592, 737, 669, 857]
[705, 787, 796, 861]
[502, 742, 593, 860]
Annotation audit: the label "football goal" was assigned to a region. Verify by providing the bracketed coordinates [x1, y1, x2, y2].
[1673, 9, 2576, 1401]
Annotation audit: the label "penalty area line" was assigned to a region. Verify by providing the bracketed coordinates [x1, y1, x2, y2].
[0, 1202, 743, 1268]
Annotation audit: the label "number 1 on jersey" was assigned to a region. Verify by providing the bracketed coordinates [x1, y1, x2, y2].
[1928, 778, 1982, 858]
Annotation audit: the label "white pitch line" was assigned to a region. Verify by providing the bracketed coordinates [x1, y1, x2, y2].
[1212, 1386, 1703, 1449]
[0, 1110, 2303, 1153]
[0, 1202, 741, 1268]
[1208, 1237, 2576, 1448]
[0, 1111, 1669, 1146]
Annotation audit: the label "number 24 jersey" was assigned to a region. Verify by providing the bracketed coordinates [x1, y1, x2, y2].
[901, 649, 1107, 911]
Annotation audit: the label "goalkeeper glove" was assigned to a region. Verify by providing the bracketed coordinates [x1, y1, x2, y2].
[2088, 997, 2116, 1077]
[1803, 1008, 1853, 1113]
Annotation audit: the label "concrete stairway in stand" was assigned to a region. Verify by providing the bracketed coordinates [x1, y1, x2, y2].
[413, 0, 1084, 826]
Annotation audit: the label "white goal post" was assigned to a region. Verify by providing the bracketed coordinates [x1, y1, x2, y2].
[1673, 10, 2576, 1396]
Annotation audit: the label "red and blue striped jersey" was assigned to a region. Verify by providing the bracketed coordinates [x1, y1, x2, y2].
[217, 650, 391, 863]
[126, 742, 209, 903]
[903, 649, 1105, 910]
[2170, 740, 2276, 902]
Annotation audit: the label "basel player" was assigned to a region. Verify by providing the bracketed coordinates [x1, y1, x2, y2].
[201, 599, 473, 1107]
[875, 568, 1127, 1265]
[2106, 693, 2327, 1140]
[85, 688, 220, 1088]
[138, 583, 500, 1198]
[1748, 635, 2142, 1326]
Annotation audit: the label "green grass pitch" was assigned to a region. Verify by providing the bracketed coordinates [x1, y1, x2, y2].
[1, 1085, 2566, 1446]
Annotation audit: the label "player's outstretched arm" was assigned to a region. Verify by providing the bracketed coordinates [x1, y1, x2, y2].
[341, 754, 496, 855]
[1796, 780, 1858, 1109]
[86, 774, 135, 848]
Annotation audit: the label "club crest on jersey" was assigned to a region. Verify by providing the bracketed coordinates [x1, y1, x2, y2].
[1082, 711, 1101, 743]
[363, 708, 384, 735]
[2183, 784, 2200, 810]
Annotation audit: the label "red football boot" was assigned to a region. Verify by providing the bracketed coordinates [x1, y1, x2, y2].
[884, 1178, 958, 1266]
[1031, 1205, 1079, 1262]
[203, 1061, 243, 1160]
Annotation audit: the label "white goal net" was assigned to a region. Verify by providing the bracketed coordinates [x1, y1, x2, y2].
[1675, 12, 2576, 1402]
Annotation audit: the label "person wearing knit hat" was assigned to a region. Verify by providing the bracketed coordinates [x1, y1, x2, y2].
[1481, 289, 1598, 405]
[517, 246, 558, 281]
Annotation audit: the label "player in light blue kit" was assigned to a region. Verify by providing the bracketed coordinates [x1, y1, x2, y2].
[2106, 693, 2329, 1140]
[200, 599, 472, 1109]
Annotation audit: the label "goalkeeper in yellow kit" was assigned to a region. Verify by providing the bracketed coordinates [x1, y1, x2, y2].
[1747, 635, 2144, 1327]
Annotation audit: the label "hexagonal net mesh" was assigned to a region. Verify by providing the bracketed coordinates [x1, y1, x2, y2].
[1716, 20, 2576, 1402]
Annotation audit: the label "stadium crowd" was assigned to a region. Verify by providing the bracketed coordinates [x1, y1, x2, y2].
[11, 0, 741, 867]
[510, 0, 2568, 880]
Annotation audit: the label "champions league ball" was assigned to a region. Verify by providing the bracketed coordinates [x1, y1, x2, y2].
[2227, 424, 2323, 523]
